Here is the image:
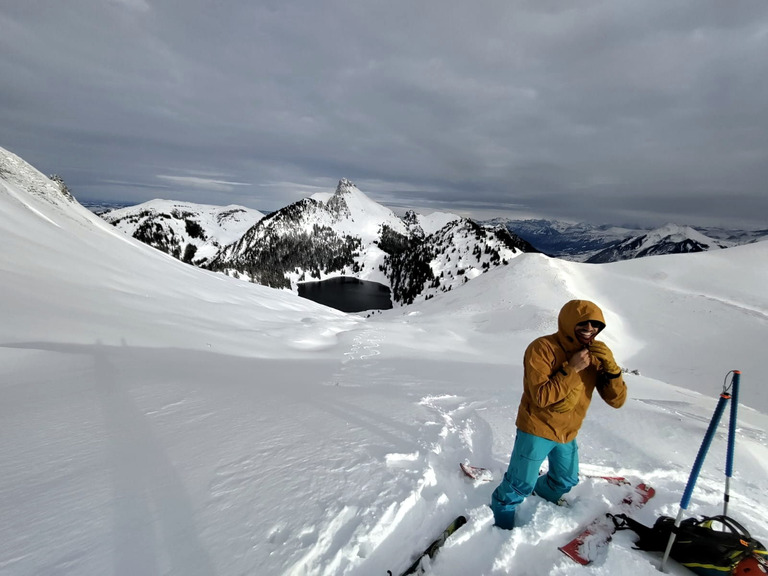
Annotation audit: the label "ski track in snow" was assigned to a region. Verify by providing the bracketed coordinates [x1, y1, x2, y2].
[4, 337, 766, 575]
[285, 366, 768, 576]
[281, 373, 500, 575]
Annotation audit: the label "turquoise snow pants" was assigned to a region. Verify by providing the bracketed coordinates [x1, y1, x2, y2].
[490, 430, 579, 529]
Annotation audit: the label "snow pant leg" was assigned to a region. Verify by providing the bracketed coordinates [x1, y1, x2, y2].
[491, 430, 554, 529]
[533, 438, 579, 504]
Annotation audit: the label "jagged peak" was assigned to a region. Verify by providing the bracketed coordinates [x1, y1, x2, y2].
[402, 210, 419, 224]
[334, 178, 358, 195]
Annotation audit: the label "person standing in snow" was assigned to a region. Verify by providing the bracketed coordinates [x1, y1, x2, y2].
[490, 299, 627, 529]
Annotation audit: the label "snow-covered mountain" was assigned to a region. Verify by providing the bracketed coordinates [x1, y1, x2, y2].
[492, 218, 767, 263]
[102, 200, 264, 266]
[382, 218, 536, 304]
[208, 178, 406, 289]
[585, 223, 730, 264]
[208, 178, 536, 304]
[2, 145, 768, 576]
[487, 218, 644, 261]
[694, 225, 768, 245]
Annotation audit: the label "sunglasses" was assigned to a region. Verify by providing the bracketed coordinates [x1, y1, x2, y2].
[576, 320, 605, 331]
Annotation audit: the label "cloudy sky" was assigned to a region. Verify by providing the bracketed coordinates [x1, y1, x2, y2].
[2, 1, 767, 228]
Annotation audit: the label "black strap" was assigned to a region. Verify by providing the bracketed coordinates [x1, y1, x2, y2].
[608, 513, 649, 533]
[609, 513, 629, 530]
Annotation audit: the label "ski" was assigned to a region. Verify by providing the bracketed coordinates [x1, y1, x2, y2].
[460, 462, 493, 482]
[582, 473, 629, 485]
[460, 462, 631, 486]
[558, 482, 656, 565]
[388, 515, 467, 576]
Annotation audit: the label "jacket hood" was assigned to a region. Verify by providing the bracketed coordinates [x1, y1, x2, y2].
[557, 299, 606, 351]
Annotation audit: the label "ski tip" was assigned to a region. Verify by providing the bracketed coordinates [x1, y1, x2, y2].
[635, 483, 656, 498]
[460, 463, 494, 481]
[558, 544, 591, 565]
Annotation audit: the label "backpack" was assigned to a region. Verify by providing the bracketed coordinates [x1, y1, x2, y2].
[610, 513, 768, 576]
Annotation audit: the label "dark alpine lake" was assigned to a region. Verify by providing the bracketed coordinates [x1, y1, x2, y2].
[298, 277, 393, 313]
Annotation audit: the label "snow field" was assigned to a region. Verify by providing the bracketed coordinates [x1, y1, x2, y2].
[2, 148, 768, 575]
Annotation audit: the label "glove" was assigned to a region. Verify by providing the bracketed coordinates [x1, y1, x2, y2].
[589, 341, 621, 377]
[552, 383, 584, 413]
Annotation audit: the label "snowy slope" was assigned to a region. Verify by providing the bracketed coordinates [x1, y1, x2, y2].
[103, 199, 264, 265]
[413, 210, 462, 236]
[2, 146, 768, 576]
[0, 146, 356, 355]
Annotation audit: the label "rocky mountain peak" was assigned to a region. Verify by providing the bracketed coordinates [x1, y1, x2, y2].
[335, 178, 357, 195]
[402, 210, 418, 225]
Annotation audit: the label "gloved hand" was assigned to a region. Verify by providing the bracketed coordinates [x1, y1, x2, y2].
[552, 383, 584, 413]
[589, 341, 621, 376]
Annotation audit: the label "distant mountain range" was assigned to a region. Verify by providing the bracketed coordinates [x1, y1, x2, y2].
[96, 184, 767, 302]
[5, 143, 764, 308]
[583, 223, 730, 263]
[486, 218, 767, 263]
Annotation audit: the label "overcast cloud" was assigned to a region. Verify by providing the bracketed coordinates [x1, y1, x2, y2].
[2, 1, 767, 228]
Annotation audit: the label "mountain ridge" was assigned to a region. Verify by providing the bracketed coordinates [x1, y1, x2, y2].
[489, 217, 766, 262]
[206, 179, 536, 304]
[585, 223, 730, 263]
[102, 199, 265, 265]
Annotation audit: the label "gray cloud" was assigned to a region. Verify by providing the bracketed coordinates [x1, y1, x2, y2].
[2, 0, 767, 228]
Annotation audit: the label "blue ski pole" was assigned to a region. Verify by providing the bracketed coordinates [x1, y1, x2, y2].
[660, 383, 732, 572]
[724, 370, 740, 516]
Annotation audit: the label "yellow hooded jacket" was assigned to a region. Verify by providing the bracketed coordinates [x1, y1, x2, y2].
[515, 300, 627, 443]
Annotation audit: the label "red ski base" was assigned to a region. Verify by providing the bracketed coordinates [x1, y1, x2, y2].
[558, 482, 656, 565]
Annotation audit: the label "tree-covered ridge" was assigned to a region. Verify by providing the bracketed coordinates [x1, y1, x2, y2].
[381, 241, 436, 305]
[101, 201, 264, 267]
[378, 219, 537, 304]
[209, 224, 361, 289]
[108, 208, 206, 263]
